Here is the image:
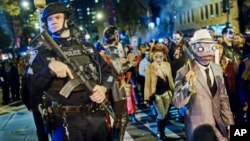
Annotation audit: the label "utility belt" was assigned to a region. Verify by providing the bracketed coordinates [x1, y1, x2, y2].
[52, 101, 105, 116]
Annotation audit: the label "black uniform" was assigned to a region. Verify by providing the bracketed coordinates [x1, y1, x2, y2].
[0, 62, 10, 104]
[21, 67, 50, 141]
[26, 26, 114, 141]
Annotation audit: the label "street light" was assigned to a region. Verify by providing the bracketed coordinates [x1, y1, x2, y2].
[96, 12, 103, 20]
[21, 0, 30, 10]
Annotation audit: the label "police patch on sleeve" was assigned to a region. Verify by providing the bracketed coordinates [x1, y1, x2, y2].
[107, 76, 113, 82]
[88, 48, 94, 53]
[29, 49, 38, 64]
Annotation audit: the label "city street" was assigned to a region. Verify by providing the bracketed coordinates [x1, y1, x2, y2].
[0, 98, 185, 141]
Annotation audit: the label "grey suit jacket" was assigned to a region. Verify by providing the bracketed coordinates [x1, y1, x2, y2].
[173, 62, 234, 141]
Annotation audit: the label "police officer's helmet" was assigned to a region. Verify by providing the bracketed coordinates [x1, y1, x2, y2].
[103, 26, 119, 44]
[41, 2, 69, 23]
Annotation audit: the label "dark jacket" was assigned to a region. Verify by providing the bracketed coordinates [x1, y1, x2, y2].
[26, 27, 114, 106]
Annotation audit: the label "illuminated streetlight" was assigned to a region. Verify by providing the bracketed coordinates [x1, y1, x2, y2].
[21, 1, 30, 10]
[96, 12, 103, 20]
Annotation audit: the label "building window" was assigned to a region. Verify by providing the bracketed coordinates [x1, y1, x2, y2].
[191, 9, 194, 22]
[205, 5, 209, 19]
[201, 7, 204, 20]
[183, 12, 186, 24]
[187, 11, 190, 23]
[179, 13, 182, 24]
[210, 4, 214, 18]
[215, 3, 219, 17]
[220, 1, 225, 15]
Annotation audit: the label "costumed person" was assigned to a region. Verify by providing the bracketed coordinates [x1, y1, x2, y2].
[172, 29, 234, 141]
[221, 27, 242, 123]
[138, 44, 153, 114]
[169, 31, 188, 79]
[237, 37, 250, 125]
[26, 2, 114, 141]
[128, 36, 143, 106]
[0, 62, 10, 105]
[144, 43, 174, 141]
[221, 26, 242, 71]
[100, 25, 132, 141]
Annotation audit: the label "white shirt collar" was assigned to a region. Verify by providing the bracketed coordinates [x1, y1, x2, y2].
[195, 61, 211, 71]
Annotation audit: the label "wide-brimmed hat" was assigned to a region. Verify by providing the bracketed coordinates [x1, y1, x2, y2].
[189, 29, 215, 45]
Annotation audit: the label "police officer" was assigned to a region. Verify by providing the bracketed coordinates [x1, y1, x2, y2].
[26, 2, 114, 141]
[101, 26, 132, 141]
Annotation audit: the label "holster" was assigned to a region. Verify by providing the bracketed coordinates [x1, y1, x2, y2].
[38, 97, 55, 132]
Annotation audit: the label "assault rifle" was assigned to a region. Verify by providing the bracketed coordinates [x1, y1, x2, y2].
[32, 29, 116, 119]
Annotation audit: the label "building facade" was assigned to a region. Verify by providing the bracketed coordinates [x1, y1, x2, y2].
[174, 0, 239, 35]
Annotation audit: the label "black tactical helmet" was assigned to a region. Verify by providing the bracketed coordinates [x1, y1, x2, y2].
[41, 2, 69, 22]
[103, 26, 119, 44]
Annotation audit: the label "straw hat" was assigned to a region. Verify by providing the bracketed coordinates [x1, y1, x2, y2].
[189, 29, 215, 45]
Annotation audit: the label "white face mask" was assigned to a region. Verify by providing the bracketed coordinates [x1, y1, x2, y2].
[173, 34, 182, 45]
[131, 37, 138, 48]
[226, 29, 235, 41]
[192, 42, 216, 66]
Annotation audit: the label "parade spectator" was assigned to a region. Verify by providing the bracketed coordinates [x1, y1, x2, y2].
[0, 61, 10, 105]
[5, 61, 20, 101]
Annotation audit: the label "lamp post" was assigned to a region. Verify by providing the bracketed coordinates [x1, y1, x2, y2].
[21, 1, 30, 10]
[95, 11, 105, 41]
[34, 0, 46, 32]
[96, 12, 103, 20]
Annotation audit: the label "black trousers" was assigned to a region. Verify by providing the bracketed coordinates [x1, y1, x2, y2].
[66, 111, 110, 141]
[1, 83, 10, 103]
[32, 110, 49, 141]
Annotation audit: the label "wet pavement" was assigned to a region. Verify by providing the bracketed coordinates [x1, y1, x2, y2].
[0, 89, 185, 141]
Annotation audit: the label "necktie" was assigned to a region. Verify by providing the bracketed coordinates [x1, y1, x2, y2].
[205, 68, 212, 88]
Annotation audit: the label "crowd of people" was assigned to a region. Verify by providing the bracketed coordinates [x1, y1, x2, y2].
[0, 56, 27, 105]
[1, 2, 250, 141]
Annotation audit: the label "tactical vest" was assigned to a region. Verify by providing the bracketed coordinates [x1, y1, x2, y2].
[47, 40, 99, 92]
